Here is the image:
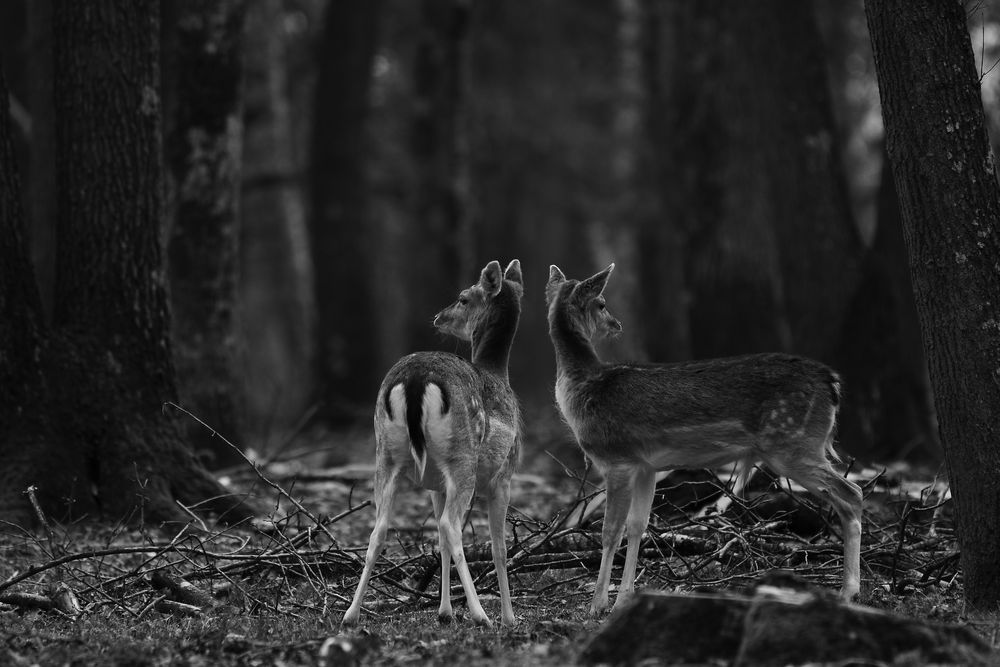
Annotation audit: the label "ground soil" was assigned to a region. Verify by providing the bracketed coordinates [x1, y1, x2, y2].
[0, 422, 993, 666]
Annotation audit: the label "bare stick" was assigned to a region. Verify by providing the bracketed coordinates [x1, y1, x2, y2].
[163, 401, 361, 565]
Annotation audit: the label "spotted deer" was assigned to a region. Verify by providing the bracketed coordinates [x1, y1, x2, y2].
[546, 263, 862, 615]
[343, 260, 523, 628]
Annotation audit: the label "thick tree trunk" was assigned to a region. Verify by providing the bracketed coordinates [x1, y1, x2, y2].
[595, 0, 648, 364]
[163, 0, 247, 468]
[241, 0, 313, 444]
[463, 1, 617, 404]
[309, 0, 382, 423]
[637, 0, 690, 362]
[867, 0, 1000, 609]
[735, 1, 861, 360]
[26, 0, 56, 320]
[0, 63, 41, 391]
[649, 2, 785, 359]
[405, 0, 474, 352]
[650, 1, 861, 363]
[835, 150, 941, 461]
[0, 1, 256, 526]
[0, 62, 47, 525]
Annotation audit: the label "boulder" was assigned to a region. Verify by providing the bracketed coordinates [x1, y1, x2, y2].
[581, 591, 751, 665]
[580, 579, 992, 666]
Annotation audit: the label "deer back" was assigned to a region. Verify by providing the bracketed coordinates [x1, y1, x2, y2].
[558, 353, 840, 469]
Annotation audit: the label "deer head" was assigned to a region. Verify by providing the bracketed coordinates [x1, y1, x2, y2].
[547, 263, 623, 340]
[434, 260, 523, 342]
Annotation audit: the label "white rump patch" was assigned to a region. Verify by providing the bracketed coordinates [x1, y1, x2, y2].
[422, 382, 452, 459]
[410, 383, 451, 491]
[386, 384, 407, 424]
[375, 383, 411, 466]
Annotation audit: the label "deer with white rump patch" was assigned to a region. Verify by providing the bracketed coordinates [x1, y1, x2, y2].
[343, 260, 523, 628]
[546, 263, 862, 616]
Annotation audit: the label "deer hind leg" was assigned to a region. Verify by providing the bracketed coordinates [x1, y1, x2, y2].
[430, 491, 455, 623]
[486, 480, 515, 626]
[614, 466, 656, 610]
[820, 468, 863, 600]
[591, 465, 635, 616]
[343, 463, 402, 625]
[769, 453, 863, 601]
[438, 480, 491, 626]
[714, 457, 758, 514]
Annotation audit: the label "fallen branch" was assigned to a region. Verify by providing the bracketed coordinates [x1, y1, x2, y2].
[151, 571, 215, 609]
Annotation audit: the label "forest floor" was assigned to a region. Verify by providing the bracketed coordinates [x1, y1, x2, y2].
[0, 418, 995, 666]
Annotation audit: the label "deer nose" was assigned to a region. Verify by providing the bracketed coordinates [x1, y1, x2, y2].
[612, 319, 623, 331]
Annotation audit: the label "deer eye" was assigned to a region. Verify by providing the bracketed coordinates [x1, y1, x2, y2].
[458, 296, 469, 305]
[597, 301, 606, 310]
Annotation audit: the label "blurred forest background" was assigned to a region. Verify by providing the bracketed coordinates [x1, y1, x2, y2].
[4, 0, 1000, 472]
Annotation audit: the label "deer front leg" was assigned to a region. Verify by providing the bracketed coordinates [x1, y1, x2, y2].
[591, 466, 634, 616]
[487, 481, 515, 627]
[614, 466, 656, 610]
[714, 458, 757, 514]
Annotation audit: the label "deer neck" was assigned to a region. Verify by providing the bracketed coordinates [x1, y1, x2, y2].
[550, 302, 601, 377]
[471, 290, 519, 381]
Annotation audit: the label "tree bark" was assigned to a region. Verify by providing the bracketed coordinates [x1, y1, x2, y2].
[0, 61, 47, 526]
[592, 0, 649, 364]
[0, 0, 256, 526]
[26, 0, 57, 321]
[241, 0, 314, 443]
[462, 1, 617, 404]
[649, 1, 861, 362]
[835, 149, 941, 461]
[867, 0, 1000, 609]
[163, 0, 248, 468]
[309, 0, 382, 424]
[637, 0, 690, 362]
[405, 0, 474, 352]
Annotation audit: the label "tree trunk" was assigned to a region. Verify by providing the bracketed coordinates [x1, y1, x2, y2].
[0, 61, 47, 525]
[740, 2, 862, 360]
[26, 0, 57, 321]
[593, 0, 648, 364]
[309, 0, 382, 424]
[637, 0, 690, 362]
[0, 0, 256, 526]
[462, 0, 617, 405]
[405, 0, 473, 352]
[648, 2, 785, 360]
[649, 1, 861, 363]
[241, 0, 314, 445]
[835, 149, 941, 461]
[867, 0, 1000, 609]
[0, 60, 41, 388]
[163, 0, 248, 468]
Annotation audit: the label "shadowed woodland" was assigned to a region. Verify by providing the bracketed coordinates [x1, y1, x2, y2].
[2, 0, 1000, 664]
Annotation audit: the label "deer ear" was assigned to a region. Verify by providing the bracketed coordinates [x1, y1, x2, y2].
[479, 260, 503, 297]
[504, 259, 523, 286]
[545, 265, 566, 304]
[548, 264, 566, 285]
[575, 263, 615, 301]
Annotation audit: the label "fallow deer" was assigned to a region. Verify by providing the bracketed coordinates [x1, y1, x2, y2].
[343, 260, 523, 628]
[545, 263, 862, 616]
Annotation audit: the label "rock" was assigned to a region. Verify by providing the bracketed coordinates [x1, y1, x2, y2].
[736, 590, 992, 667]
[318, 631, 382, 667]
[580, 582, 993, 666]
[579, 592, 752, 665]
